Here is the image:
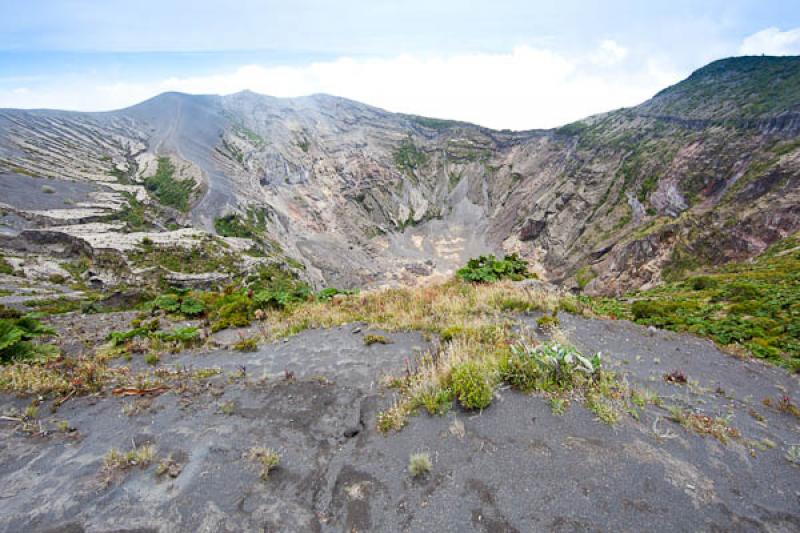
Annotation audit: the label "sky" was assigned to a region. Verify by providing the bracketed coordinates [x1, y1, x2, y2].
[1, 0, 800, 129]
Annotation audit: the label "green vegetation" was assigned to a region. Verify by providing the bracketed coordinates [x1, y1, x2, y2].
[651, 56, 800, 119]
[233, 335, 259, 352]
[406, 114, 463, 130]
[117, 193, 150, 231]
[500, 341, 600, 393]
[456, 254, 531, 283]
[150, 291, 205, 317]
[590, 233, 800, 370]
[0, 314, 57, 363]
[144, 157, 196, 211]
[102, 444, 156, 482]
[214, 212, 261, 239]
[316, 287, 357, 301]
[393, 138, 428, 172]
[363, 333, 391, 346]
[129, 238, 241, 274]
[246, 447, 280, 480]
[575, 266, 596, 290]
[0, 255, 14, 275]
[450, 360, 494, 409]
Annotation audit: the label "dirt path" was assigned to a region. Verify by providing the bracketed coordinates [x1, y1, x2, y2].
[1, 316, 799, 532]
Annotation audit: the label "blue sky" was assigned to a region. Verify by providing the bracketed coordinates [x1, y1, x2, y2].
[1, 0, 799, 128]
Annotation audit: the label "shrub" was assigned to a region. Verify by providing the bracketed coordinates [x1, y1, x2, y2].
[689, 276, 718, 290]
[456, 254, 530, 283]
[450, 361, 493, 409]
[408, 452, 432, 478]
[144, 353, 159, 366]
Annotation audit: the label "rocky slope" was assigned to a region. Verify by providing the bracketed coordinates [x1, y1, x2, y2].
[1, 56, 799, 295]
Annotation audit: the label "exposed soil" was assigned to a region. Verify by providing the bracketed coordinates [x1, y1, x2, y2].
[1, 316, 799, 532]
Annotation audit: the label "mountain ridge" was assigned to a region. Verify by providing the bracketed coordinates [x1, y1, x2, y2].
[0, 55, 799, 294]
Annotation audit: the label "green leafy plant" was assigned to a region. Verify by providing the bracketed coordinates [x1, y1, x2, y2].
[456, 254, 531, 283]
[500, 341, 601, 393]
[0, 316, 57, 363]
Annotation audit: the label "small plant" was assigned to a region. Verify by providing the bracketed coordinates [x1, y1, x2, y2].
[450, 361, 493, 410]
[102, 444, 156, 481]
[376, 402, 410, 433]
[56, 420, 71, 432]
[363, 334, 391, 346]
[218, 400, 235, 415]
[144, 353, 160, 366]
[777, 395, 800, 419]
[549, 397, 567, 415]
[408, 452, 432, 478]
[414, 385, 453, 415]
[246, 447, 281, 479]
[233, 335, 259, 352]
[536, 312, 560, 330]
[668, 408, 739, 443]
[664, 370, 688, 384]
[41, 185, 56, 194]
[155, 454, 182, 478]
[786, 445, 800, 466]
[24, 403, 39, 420]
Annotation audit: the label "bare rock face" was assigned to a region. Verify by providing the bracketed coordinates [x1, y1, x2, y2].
[1, 57, 799, 293]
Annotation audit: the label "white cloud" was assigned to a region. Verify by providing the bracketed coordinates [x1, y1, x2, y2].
[0, 43, 683, 130]
[739, 27, 800, 56]
[590, 39, 629, 66]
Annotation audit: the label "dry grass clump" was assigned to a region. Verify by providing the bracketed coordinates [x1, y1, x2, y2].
[246, 447, 281, 479]
[0, 357, 119, 396]
[264, 279, 564, 340]
[408, 452, 432, 477]
[668, 407, 740, 443]
[101, 444, 156, 483]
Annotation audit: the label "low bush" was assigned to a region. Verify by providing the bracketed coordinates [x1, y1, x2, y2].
[450, 361, 494, 409]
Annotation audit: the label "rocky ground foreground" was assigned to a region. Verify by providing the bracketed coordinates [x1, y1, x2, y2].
[1, 312, 798, 532]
